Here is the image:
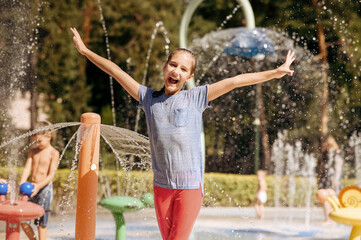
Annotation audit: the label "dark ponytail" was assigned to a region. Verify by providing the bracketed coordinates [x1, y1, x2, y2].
[152, 86, 165, 97]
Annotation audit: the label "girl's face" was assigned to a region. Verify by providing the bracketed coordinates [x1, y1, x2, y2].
[163, 52, 194, 95]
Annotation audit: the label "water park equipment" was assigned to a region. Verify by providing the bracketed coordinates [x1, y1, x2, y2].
[75, 112, 101, 240]
[179, 0, 255, 167]
[0, 182, 45, 240]
[317, 186, 361, 240]
[100, 193, 154, 240]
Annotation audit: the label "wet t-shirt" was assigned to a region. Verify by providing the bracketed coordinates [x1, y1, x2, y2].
[137, 84, 210, 191]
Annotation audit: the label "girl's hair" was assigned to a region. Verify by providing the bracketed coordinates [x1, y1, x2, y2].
[166, 48, 197, 74]
[153, 48, 197, 98]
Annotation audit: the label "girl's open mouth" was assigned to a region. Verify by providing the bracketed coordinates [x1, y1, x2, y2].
[168, 77, 179, 84]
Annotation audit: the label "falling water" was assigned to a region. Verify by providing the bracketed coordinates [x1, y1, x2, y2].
[0, 122, 81, 204]
[57, 127, 87, 234]
[0, 2, 43, 205]
[100, 124, 151, 167]
[95, 0, 124, 195]
[134, 21, 170, 132]
[301, 152, 316, 226]
[285, 142, 297, 222]
[0, 122, 81, 150]
[326, 147, 344, 193]
[271, 130, 317, 225]
[349, 131, 361, 186]
[96, 0, 116, 127]
[216, 4, 241, 32]
[272, 130, 287, 208]
[191, 4, 241, 83]
[0, 122, 152, 234]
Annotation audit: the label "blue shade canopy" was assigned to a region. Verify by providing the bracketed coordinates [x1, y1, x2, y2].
[223, 28, 275, 58]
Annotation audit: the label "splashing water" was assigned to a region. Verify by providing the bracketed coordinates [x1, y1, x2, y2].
[349, 132, 361, 186]
[96, 0, 116, 126]
[134, 21, 170, 132]
[0, 122, 81, 150]
[271, 130, 317, 226]
[100, 124, 151, 168]
[191, 4, 241, 82]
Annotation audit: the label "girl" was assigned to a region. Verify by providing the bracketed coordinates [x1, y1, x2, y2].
[71, 27, 295, 240]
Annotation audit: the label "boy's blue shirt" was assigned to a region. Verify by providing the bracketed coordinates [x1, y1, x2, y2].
[137, 84, 210, 192]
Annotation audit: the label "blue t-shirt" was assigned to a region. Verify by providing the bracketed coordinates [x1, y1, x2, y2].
[137, 84, 210, 191]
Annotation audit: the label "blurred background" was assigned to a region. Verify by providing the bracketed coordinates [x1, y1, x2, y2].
[1, 0, 361, 179]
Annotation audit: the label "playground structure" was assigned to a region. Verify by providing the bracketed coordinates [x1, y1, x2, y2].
[0, 0, 354, 238]
[317, 186, 361, 240]
[0, 183, 45, 240]
[100, 193, 154, 240]
[0, 113, 100, 240]
[179, 0, 256, 167]
[75, 112, 101, 240]
[0, 112, 153, 240]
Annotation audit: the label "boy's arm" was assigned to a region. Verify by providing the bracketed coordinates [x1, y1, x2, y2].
[19, 151, 33, 185]
[70, 28, 140, 101]
[208, 50, 295, 102]
[30, 149, 59, 198]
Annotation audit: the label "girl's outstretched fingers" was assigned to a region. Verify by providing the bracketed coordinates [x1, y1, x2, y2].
[286, 50, 295, 76]
[70, 27, 87, 55]
[278, 50, 295, 76]
[286, 50, 296, 65]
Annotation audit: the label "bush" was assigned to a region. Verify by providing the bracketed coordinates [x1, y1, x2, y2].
[0, 168, 357, 214]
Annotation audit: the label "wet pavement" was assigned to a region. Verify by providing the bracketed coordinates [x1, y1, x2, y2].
[0, 207, 351, 239]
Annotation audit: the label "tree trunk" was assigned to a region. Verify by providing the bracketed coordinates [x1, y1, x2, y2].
[313, 0, 330, 188]
[258, 84, 271, 170]
[253, 57, 271, 171]
[29, 12, 39, 130]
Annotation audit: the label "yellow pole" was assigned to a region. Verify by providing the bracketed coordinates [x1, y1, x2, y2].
[75, 113, 101, 240]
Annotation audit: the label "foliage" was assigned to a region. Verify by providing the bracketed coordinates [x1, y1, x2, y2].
[187, 0, 361, 172]
[251, 0, 361, 141]
[84, 0, 184, 133]
[3, 0, 361, 173]
[37, 0, 91, 126]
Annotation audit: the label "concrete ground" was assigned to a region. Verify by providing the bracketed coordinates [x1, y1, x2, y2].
[0, 207, 351, 240]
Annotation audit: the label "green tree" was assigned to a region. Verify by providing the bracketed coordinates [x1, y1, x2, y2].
[37, 1, 91, 125]
[84, 0, 184, 134]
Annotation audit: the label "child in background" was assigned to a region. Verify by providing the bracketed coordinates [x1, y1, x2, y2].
[317, 135, 343, 224]
[255, 169, 267, 220]
[71, 27, 295, 240]
[20, 121, 59, 240]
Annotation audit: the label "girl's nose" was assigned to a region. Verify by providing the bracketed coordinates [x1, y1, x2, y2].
[171, 70, 179, 77]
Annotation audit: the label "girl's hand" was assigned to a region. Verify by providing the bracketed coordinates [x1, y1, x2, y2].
[70, 27, 88, 55]
[277, 50, 295, 77]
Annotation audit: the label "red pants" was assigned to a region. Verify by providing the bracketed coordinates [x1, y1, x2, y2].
[154, 185, 203, 240]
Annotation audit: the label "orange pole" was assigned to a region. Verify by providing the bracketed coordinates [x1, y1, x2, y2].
[75, 113, 101, 240]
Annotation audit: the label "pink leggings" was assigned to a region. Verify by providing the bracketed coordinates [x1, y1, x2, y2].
[153, 185, 203, 240]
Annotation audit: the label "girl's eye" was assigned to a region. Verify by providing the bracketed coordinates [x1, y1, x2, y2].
[181, 68, 187, 72]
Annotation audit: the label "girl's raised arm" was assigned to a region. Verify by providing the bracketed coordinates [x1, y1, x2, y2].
[208, 50, 295, 102]
[70, 28, 140, 101]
